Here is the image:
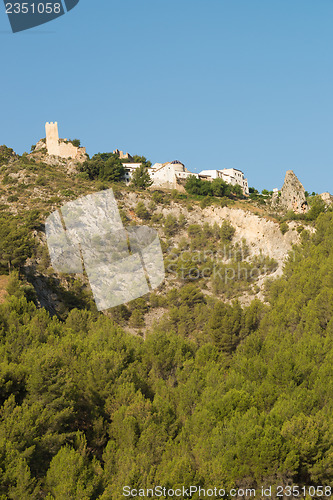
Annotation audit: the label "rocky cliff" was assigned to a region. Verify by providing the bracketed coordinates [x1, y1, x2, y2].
[280, 170, 308, 213]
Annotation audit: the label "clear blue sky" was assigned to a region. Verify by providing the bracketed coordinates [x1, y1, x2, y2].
[1, 0, 333, 193]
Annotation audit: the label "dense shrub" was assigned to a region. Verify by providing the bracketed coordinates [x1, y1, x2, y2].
[0, 145, 14, 165]
[185, 175, 243, 199]
[220, 220, 235, 241]
[164, 214, 178, 236]
[80, 153, 125, 182]
[280, 221, 289, 234]
[135, 201, 150, 220]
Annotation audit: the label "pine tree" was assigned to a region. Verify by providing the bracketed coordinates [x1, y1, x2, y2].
[130, 165, 153, 189]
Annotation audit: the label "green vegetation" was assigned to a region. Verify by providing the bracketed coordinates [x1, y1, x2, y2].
[135, 201, 150, 220]
[130, 165, 153, 189]
[70, 138, 81, 148]
[131, 155, 152, 169]
[0, 214, 33, 272]
[79, 153, 125, 182]
[185, 175, 243, 198]
[151, 190, 166, 204]
[306, 195, 326, 221]
[163, 214, 178, 236]
[280, 221, 289, 234]
[248, 186, 271, 205]
[0, 148, 333, 497]
[0, 213, 333, 497]
[220, 220, 235, 241]
[0, 145, 14, 165]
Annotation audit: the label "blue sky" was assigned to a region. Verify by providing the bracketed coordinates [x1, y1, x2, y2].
[1, 0, 333, 193]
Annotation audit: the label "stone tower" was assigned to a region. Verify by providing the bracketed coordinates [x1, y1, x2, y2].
[45, 122, 60, 156]
[44, 121, 87, 161]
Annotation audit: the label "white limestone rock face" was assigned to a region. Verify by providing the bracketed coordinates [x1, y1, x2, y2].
[280, 170, 308, 213]
[204, 206, 300, 271]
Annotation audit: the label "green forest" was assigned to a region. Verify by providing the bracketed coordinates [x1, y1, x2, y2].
[0, 147, 332, 498]
[0, 204, 333, 497]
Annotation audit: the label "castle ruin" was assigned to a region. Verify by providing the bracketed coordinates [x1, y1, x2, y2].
[45, 122, 86, 160]
[113, 149, 133, 161]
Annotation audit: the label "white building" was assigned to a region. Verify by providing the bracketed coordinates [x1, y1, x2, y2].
[121, 157, 249, 195]
[198, 168, 249, 195]
[150, 160, 198, 190]
[198, 169, 220, 180]
[122, 163, 142, 183]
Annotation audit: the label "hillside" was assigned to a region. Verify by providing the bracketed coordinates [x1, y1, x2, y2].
[0, 146, 332, 498]
[0, 146, 308, 325]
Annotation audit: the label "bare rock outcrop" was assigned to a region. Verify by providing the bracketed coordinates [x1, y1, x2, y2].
[205, 206, 300, 271]
[320, 192, 333, 206]
[280, 170, 308, 213]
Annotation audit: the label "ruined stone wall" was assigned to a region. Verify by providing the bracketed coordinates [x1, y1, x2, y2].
[57, 140, 79, 159]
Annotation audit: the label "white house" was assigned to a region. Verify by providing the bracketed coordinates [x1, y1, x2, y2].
[198, 168, 249, 195]
[150, 160, 198, 190]
[122, 160, 195, 189]
[121, 155, 249, 196]
[122, 163, 142, 183]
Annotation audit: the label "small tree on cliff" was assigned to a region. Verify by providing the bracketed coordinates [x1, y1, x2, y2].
[130, 165, 153, 190]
